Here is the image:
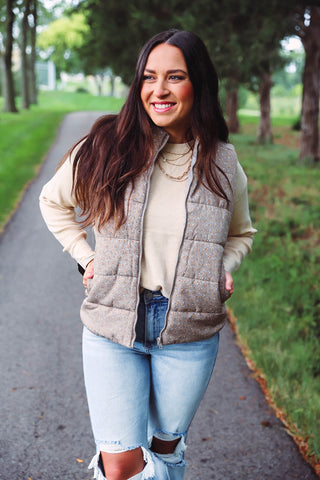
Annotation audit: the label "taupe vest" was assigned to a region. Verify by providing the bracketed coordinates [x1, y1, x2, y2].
[81, 130, 238, 348]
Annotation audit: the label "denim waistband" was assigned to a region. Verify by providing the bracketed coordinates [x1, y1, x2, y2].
[140, 289, 168, 303]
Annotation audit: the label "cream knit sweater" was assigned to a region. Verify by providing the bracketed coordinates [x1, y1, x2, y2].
[39, 142, 256, 297]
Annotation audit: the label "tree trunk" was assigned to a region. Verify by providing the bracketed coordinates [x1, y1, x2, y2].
[299, 7, 320, 163]
[2, 0, 18, 113]
[21, 0, 32, 109]
[94, 73, 104, 96]
[257, 70, 273, 144]
[109, 71, 115, 97]
[226, 89, 240, 134]
[29, 0, 38, 104]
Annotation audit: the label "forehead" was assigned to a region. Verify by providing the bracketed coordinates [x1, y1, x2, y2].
[145, 43, 187, 71]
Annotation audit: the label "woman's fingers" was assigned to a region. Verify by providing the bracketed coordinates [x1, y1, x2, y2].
[225, 271, 234, 296]
[83, 259, 94, 287]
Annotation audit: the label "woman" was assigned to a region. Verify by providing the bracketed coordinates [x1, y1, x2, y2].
[40, 29, 256, 480]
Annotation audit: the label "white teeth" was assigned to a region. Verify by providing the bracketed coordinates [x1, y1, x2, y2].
[153, 103, 173, 109]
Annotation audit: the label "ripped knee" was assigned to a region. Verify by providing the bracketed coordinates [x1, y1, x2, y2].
[151, 432, 186, 466]
[151, 436, 180, 454]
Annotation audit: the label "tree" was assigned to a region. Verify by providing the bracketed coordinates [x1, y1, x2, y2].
[244, 1, 293, 144]
[295, 6, 320, 163]
[0, 0, 18, 112]
[37, 10, 117, 94]
[163, 0, 291, 137]
[78, 0, 179, 86]
[77, 0, 317, 148]
[29, 0, 37, 104]
[37, 12, 89, 77]
[20, 0, 32, 108]
[16, 0, 39, 108]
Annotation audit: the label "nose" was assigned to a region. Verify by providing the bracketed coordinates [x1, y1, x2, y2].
[154, 79, 169, 98]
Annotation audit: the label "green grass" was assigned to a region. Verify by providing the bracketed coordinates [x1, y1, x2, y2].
[243, 91, 301, 118]
[239, 110, 299, 127]
[34, 90, 124, 112]
[0, 91, 124, 229]
[238, 91, 301, 128]
[228, 132, 320, 465]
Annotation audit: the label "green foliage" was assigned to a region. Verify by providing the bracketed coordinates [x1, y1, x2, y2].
[192, 0, 292, 89]
[228, 132, 320, 459]
[273, 49, 304, 93]
[75, 0, 301, 109]
[78, 0, 186, 84]
[37, 12, 89, 75]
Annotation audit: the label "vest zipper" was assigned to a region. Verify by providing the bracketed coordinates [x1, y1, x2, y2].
[131, 132, 170, 348]
[157, 141, 199, 347]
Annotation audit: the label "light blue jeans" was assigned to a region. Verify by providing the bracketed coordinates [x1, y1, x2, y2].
[82, 290, 220, 480]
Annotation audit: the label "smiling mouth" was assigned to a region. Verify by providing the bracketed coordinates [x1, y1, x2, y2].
[152, 103, 176, 112]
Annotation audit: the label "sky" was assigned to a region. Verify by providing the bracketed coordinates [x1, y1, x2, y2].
[282, 36, 304, 52]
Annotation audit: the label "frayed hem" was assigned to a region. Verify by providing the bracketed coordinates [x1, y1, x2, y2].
[88, 451, 106, 480]
[161, 458, 186, 469]
[141, 447, 155, 479]
[153, 428, 187, 439]
[98, 442, 144, 453]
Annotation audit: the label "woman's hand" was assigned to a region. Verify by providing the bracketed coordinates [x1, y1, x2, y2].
[225, 271, 234, 296]
[83, 259, 94, 287]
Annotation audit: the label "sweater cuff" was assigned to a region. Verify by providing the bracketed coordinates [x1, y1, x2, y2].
[77, 252, 95, 270]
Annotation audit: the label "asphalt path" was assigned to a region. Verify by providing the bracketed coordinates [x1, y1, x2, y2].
[0, 112, 317, 480]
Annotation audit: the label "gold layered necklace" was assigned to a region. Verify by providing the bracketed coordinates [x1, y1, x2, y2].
[158, 156, 192, 182]
[157, 144, 193, 182]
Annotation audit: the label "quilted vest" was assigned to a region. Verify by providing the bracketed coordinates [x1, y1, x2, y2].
[80, 130, 238, 347]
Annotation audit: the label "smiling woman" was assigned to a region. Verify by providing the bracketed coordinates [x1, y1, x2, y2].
[140, 43, 194, 143]
[39, 29, 256, 480]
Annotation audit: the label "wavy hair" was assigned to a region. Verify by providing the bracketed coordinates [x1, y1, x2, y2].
[72, 29, 229, 230]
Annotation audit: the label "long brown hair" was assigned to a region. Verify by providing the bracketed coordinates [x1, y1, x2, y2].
[72, 29, 229, 230]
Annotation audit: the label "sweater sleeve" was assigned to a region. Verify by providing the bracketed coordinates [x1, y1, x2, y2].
[39, 151, 95, 269]
[223, 161, 257, 273]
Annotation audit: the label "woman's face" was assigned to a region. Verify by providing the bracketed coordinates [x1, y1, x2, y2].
[140, 43, 194, 143]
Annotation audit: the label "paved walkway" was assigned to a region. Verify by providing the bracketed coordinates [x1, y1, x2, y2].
[0, 112, 317, 480]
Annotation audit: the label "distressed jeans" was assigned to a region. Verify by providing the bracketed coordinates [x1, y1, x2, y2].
[82, 290, 220, 480]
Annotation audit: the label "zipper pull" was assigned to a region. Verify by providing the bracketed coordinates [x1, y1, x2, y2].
[157, 337, 163, 349]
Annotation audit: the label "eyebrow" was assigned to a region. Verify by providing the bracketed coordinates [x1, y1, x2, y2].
[144, 68, 188, 75]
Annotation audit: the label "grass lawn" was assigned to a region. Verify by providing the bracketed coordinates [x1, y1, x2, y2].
[0, 91, 124, 229]
[228, 128, 320, 473]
